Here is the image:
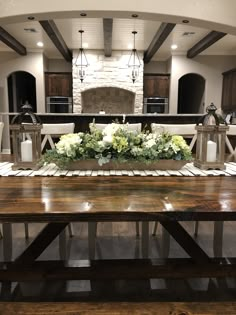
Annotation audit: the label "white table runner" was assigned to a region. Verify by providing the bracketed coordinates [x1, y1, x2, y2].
[0, 162, 236, 177]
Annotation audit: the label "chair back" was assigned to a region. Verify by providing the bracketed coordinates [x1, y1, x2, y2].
[41, 123, 75, 135]
[90, 123, 142, 133]
[151, 123, 196, 136]
[41, 123, 75, 151]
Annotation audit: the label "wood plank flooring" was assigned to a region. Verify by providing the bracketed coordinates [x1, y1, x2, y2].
[0, 221, 236, 302]
[1, 301, 236, 315]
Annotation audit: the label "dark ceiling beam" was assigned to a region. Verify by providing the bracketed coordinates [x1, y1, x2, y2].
[103, 18, 113, 57]
[187, 31, 227, 58]
[39, 20, 72, 62]
[0, 26, 26, 55]
[144, 23, 176, 64]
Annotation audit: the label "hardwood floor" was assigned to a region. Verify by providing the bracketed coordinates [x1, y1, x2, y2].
[0, 221, 236, 302]
[1, 301, 236, 315]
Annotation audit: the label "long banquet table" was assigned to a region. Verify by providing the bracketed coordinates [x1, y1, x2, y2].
[0, 175, 236, 285]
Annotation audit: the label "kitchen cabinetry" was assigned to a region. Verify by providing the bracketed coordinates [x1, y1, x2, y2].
[45, 73, 72, 97]
[221, 68, 236, 111]
[144, 74, 170, 97]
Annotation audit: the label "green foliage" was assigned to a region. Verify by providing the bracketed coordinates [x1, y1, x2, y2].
[40, 123, 192, 169]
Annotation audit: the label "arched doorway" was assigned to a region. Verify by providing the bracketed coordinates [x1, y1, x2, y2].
[177, 73, 205, 114]
[7, 71, 36, 112]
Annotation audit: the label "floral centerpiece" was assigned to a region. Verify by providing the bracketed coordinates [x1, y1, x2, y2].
[41, 123, 192, 170]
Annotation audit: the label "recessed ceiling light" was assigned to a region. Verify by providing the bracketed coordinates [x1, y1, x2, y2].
[182, 19, 189, 23]
[27, 16, 35, 20]
[24, 28, 37, 33]
[132, 14, 138, 18]
[182, 31, 195, 36]
[37, 41, 44, 47]
[171, 44, 178, 50]
[80, 12, 87, 17]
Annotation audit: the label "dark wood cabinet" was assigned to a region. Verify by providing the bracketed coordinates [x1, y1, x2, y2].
[45, 73, 72, 97]
[144, 75, 170, 97]
[222, 68, 236, 111]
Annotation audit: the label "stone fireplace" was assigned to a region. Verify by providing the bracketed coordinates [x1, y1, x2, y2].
[72, 50, 144, 114]
[81, 87, 135, 114]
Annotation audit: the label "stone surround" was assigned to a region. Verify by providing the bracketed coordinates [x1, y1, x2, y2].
[72, 50, 144, 114]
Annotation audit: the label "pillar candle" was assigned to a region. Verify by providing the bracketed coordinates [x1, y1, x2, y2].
[21, 140, 32, 162]
[206, 140, 217, 162]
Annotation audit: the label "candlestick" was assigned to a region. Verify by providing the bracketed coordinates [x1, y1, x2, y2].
[206, 140, 217, 162]
[21, 140, 32, 162]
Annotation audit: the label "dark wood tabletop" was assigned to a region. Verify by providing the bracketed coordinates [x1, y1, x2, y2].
[0, 176, 235, 222]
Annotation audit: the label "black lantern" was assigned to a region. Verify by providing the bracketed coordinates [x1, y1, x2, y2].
[74, 30, 89, 82]
[194, 103, 229, 170]
[128, 31, 141, 83]
[10, 103, 42, 170]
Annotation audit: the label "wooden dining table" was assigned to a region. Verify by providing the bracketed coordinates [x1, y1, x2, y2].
[0, 175, 236, 285]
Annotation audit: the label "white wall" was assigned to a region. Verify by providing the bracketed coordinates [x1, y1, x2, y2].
[47, 59, 72, 73]
[169, 55, 236, 114]
[0, 51, 45, 151]
[144, 61, 168, 74]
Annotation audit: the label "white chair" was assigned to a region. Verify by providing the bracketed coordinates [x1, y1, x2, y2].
[41, 123, 75, 151]
[151, 123, 197, 150]
[0, 122, 4, 153]
[89, 122, 142, 133]
[88, 123, 142, 258]
[151, 123, 224, 257]
[225, 125, 236, 154]
[41, 123, 76, 247]
[0, 123, 5, 239]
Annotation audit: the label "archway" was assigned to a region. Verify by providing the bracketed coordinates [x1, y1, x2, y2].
[7, 71, 36, 112]
[177, 73, 205, 114]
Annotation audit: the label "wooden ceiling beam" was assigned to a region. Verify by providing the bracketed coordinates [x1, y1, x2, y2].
[0, 26, 26, 55]
[103, 18, 113, 57]
[39, 20, 72, 62]
[144, 23, 176, 64]
[187, 31, 227, 58]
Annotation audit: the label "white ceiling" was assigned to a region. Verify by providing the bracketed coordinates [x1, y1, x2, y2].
[0, 17, 236, 61]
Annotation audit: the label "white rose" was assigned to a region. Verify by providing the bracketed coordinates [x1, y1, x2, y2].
[103, 135, 113, 143]
[144, 139, 156, 148]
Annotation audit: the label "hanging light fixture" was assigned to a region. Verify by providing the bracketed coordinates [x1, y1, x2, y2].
[74, 30, 89, 82]
[128, 31, 141, 83]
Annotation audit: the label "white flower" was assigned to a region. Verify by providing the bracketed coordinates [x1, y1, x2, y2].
[55, 133, 82, 157]
[103, 123, 120, 137]
[103, 135, 113, 143]
[144, 138, 156, 148]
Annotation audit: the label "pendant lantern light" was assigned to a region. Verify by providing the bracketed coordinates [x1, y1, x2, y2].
[74, 30, 89, 82]
[128, 31, 141, 83]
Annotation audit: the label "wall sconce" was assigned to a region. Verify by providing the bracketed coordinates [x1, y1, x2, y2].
[74, 30, 89, 82]
[128, 31, 141, 83]
[10, 102, 42, 170]
[194, 103, 229, 170]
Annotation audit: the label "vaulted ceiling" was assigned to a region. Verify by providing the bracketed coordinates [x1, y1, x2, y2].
[0, 17, 235, 62]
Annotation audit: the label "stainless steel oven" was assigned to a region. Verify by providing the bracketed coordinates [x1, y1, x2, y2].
[46, 96, 73, 113]
[143, 97, 168, 114]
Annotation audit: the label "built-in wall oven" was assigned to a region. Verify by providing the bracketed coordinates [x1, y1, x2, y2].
[143, 97, 169, 114]
[46, 96, 73, 113]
